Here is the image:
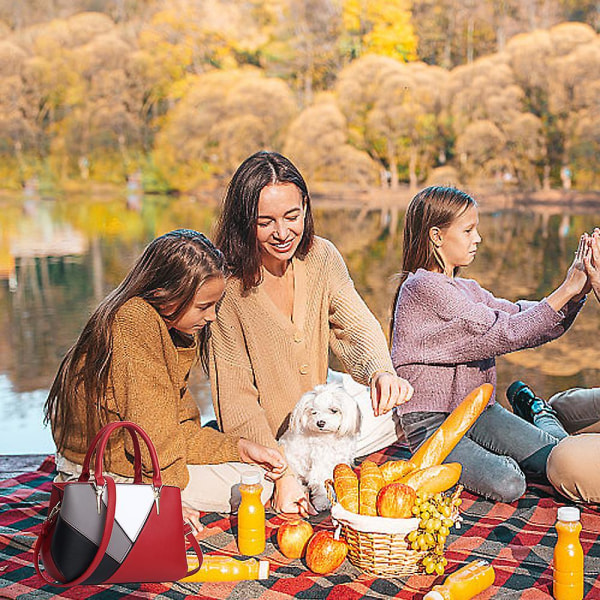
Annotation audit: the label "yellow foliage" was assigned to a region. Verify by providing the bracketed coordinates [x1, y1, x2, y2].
[342, 0, 417, 61]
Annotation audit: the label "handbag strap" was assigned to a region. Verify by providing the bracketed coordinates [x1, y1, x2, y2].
[80, 424, 143, 484]
[183, 522, 204, 577]
[34, 476, 118, 587]
[82, 421, 162, 488]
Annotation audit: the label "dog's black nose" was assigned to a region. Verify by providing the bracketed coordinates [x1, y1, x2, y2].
[316, 420, 326, 429]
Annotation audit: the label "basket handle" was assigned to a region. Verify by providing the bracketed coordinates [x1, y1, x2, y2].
[325, 479, 337, 507]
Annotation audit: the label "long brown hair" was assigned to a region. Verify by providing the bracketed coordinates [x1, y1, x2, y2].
[390, 186, 477, 337]
[214, 151, 314, 291]
[44, 229, 227, 452]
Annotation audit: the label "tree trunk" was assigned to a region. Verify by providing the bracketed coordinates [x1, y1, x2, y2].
[386, 138, 399, 188]
[409, 146, 418, 192]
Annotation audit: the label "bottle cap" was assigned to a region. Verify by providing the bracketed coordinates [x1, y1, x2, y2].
[241, 470, 261, 485]
[557, 506, 580, 522]
[258, 560, 270, 580]
[423, 591, 443, 600]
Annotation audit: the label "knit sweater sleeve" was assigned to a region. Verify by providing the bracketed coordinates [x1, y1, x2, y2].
[209, 291, 280, 449]
[111, 302, 240, 489]
[322, 239, 394, 385]
[394, 273, 566, 365]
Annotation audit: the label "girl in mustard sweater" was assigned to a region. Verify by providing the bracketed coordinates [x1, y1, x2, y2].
[45, 229, 286, 533]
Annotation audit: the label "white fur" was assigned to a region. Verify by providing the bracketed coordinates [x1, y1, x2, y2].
[279, 382, 362, 511]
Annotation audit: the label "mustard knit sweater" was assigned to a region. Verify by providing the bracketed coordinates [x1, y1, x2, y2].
[58, 297, 241, 489]
[209, 236, 395, 449]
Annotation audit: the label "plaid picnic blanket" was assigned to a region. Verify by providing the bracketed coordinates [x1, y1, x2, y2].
[1, 446, 599, 599]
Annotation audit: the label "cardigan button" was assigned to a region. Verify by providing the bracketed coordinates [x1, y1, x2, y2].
[299, 364, 309, 375]
[294, 333, 303, 343]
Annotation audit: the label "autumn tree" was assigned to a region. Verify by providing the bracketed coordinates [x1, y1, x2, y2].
[283, 94, 378, 185]
[341, 0, 417, 62]
[336, 55, 446, 188]
[153, 68, 297, 191]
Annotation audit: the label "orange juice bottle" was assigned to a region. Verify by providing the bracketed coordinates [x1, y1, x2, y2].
[237, 471, 265, 555]
[424, 560, 495, 600]
[180, 555, 270, 582]
[553, 506, 584, 600]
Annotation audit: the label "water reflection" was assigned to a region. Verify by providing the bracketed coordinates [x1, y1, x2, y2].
[1, 194, 599, 454]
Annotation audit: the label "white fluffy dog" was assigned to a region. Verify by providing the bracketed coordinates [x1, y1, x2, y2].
[279, 382, 362, 511]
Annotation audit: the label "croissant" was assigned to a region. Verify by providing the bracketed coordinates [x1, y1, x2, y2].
[380, 459, 417, 484]
[359, 460, 385, 516]
[333, 463, 359, 513]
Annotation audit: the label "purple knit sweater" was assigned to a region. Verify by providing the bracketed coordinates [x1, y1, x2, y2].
[391, 269, 584, 415]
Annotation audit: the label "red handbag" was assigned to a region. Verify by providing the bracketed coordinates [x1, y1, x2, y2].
[33, 421, 203, 586]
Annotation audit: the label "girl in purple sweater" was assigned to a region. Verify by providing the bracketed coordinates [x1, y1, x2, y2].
[391, 186, 589, 502]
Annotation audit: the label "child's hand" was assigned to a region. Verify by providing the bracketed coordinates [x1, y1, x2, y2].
[583, 228, 600, 302]
[562, 234, 591, 299]
[237, 438, 288, 479]
[182, 506, 204, 537]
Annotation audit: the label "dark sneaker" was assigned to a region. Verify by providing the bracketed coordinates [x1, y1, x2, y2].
[506, 380, 558, 423]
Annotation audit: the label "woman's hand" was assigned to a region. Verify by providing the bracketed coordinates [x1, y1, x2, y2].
[272, 473, 316, 517]
[370, 371, 414, 417]
[237, 438, 288, 480]
[182, 506, 204, 537]
[583, 228, 600, 303]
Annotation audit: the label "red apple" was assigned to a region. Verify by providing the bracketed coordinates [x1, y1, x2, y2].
[305, 530, 348, 574]
[277, 519, 314, 559]
[376, 482, 417, 518]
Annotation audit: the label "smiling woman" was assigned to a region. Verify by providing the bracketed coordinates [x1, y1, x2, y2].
[210, 151, 414, 517]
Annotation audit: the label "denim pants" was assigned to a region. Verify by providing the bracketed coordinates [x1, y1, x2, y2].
[398, 403, 568, 503]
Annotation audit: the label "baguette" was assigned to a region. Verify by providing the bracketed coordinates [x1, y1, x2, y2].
[333, 463, 359, 513]
[359, 460, 385, 516]
[380, 459, 417, 484]
[398, 463, 462, 494]
[410, 383, 493, 470]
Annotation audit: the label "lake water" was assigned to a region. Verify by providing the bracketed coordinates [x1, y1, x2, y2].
[1, 192, 599, 455]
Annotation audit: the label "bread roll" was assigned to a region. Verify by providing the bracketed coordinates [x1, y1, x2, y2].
[380, 459, 417, 484]
[398, 462, 462, 494]
[333, 463, 359, 513]
[359, 460, 385, 516]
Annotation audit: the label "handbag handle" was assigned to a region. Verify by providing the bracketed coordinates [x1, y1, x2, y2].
[33, 476, 204, 586]
[80, 423, 143, 484]
[81, 421, 162, 488]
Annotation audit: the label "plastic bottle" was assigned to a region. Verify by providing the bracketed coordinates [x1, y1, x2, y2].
[423, 559, 495, 600]
[237, 470, 266, 555]
[553, 506, 584, 600]
[180, 555, 270, 582]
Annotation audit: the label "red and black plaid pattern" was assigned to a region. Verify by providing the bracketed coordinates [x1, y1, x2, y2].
[2, 447, 599, 599]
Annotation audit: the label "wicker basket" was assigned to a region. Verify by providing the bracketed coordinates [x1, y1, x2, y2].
[325, 479, 425, 577]
[325, 479, 461, 578]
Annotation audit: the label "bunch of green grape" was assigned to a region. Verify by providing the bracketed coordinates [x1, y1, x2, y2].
[406, 488, 463, 575]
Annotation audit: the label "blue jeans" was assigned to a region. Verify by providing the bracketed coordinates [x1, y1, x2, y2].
[398, 403, 568, 503]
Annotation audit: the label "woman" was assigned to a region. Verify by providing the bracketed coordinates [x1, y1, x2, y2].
[390, 186, 589, 503]
[45, 229, 287, 533]
[210, 151, 413, 515]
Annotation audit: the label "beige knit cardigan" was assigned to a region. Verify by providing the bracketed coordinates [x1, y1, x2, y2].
[209, 236, 395, 449]
[58, 296, 241, 489]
